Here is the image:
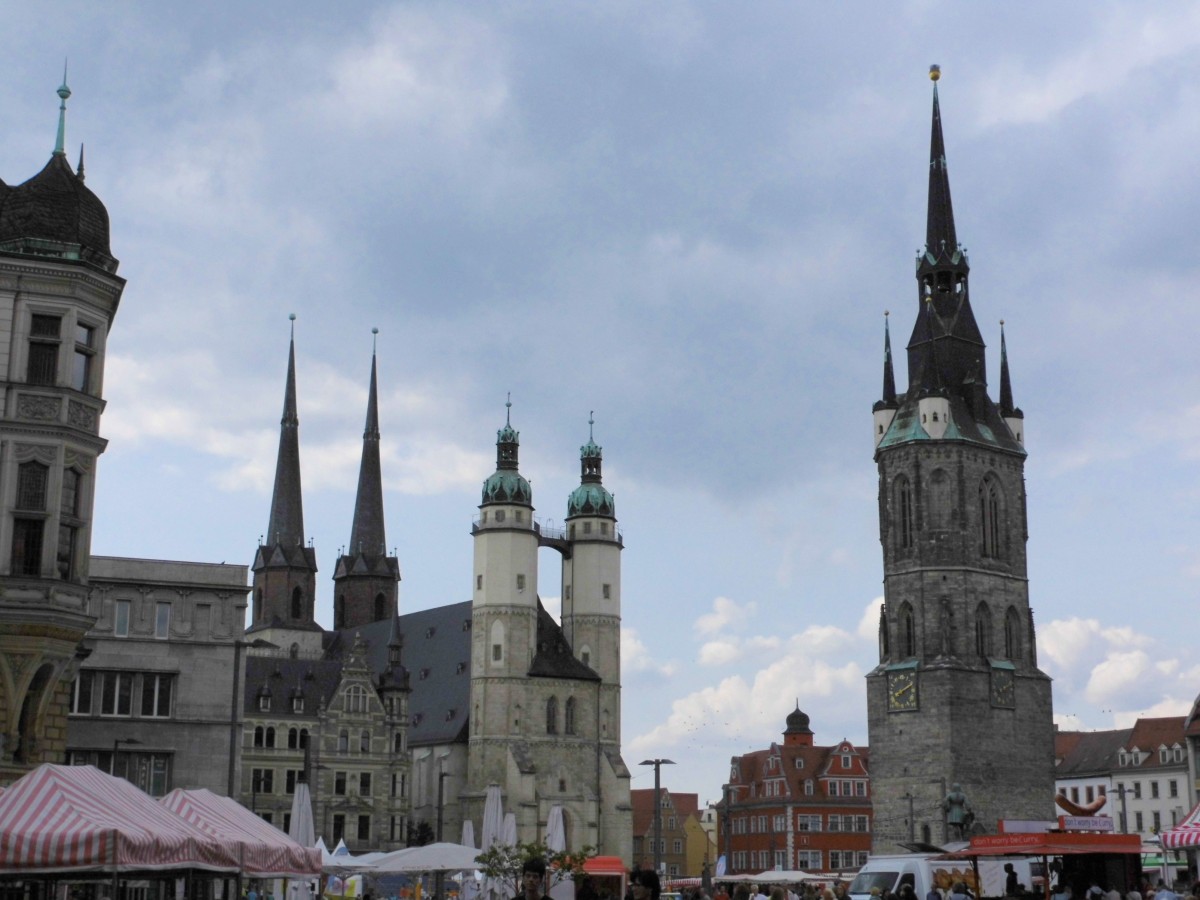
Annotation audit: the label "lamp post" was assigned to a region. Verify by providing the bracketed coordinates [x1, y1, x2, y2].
[227, 638, 278, 797]
[640, 758, 675, 876]
[112, 738, 142, 777]
[435, 754, 451, 900]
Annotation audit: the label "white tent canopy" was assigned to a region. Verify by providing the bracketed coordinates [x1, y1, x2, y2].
[370, 842, 483, 873]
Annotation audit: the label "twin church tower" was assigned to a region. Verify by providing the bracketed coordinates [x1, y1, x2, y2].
[247, 326, 630, 854]
[866, 70, 1054, 848]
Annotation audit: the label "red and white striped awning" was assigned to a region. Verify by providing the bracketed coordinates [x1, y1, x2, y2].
[0, 764, 240, 874]
[160, 788, 322, 878]
[1160, 799, 1200, 849]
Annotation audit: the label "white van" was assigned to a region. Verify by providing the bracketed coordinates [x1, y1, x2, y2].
[848, 853, 1037, 900]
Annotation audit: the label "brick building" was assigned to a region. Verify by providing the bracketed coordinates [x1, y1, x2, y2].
[721, 708, 871, 875]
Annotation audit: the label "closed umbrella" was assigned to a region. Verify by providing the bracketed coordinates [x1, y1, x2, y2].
[462, 820, 477, 849]
[502, 813, 517, 846]
[545, 807, 566, 852]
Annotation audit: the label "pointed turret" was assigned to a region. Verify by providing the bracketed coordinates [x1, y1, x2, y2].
[998, 320, 1025, 446]
[872, 312, 899, 447]
[54, 63, 70, 157]
[333, 331, 400, 630]
[481, 397, 532, 507]
[251, 317, 319, 633]
[925, 68, 957, 261]
[567, 413, 615, 518]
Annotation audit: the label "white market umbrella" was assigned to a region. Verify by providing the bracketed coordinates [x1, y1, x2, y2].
[289, 782, 316, 849]
[501, 813, 517, 846]
[545, 806, 566, 852]
[481, 784, 504, 850]
[462, 820, 476, 849]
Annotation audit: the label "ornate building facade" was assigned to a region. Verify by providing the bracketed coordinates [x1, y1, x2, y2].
[0, 79, 124, 780]
[722, 709, 871, 874]
[865, 71, 1054, 850]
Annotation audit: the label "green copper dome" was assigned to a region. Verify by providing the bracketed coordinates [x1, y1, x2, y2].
[481, 398, 532, 506]
[567, 414, 614, 517]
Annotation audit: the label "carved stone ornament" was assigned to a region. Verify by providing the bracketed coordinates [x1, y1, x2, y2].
[14, 443, 58, 465]
[67, 401, 97, 431]
[17, 395, 61, 422]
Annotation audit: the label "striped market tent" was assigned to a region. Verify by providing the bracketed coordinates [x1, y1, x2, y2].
[0, 764, 240, 873]
[1161, 799, 1200, 849]
[160, 788, 322, 878]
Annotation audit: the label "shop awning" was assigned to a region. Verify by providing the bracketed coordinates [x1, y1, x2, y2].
[942, 832, 1143, 857]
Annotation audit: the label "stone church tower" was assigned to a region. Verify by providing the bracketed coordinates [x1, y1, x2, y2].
[465, 404, 631, 857]
[0, 79, 124, 778]
[865, 71, 1053, 850]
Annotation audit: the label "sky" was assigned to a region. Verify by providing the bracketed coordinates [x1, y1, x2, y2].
[8, 1, 1200, 806]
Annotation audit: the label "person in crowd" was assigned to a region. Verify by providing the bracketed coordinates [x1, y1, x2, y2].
[897, 884, 917, 900]
[631, 870, 663, 900]
[948, 882, 972, 900]
[926, 885, 942, 900]
[1156, 881, 1179, 900]
[522, 858, 549, 900]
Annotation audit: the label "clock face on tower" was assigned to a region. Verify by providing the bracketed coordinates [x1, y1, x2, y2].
[887, 669, 918, 711]
[991, 668, 1016, 708]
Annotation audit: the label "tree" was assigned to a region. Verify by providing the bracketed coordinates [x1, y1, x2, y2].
[474, 842, 596, 897]
[407, 820, 435, 847]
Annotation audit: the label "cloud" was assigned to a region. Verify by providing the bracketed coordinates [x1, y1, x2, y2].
[623, 627, 674, 677]
[694, 596, 756, 636]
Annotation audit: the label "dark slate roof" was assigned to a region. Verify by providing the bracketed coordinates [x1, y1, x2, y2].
[877, 386, 1025, 455]
[244, 653, 345, 717]
[529, 601, 601, 681]
[0, 153, 115, 268]
[263, 335, 308, 553]
[1054, 728, 1133, 777]
[348, 352, 388, 557]
[344, 601, 474, 748]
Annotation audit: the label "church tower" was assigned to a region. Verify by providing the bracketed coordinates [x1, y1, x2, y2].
[332, 336, 400, 630]
[468, 400, 540, 769]
[865, 69, 1053, 850]
[560, 415, 621, 692]
[0, 77, 124, 776]
[249, 320, 321, 651]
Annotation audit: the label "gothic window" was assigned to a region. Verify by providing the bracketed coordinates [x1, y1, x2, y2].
[546, 696, 558, 734]
[335, 595, 346, 629]
[895, 476, 914, 550]
[879, 608, 890, 659]
[254, 588, 262, 622]
[12, 462, 49, 576]
[27, 314, 61, 385]
[291, 587, 303, 620]
[974, 603, 991, 658]
[374, 593, 386, 621]
[900, 603, 916, 658]
[1004, 607, 1022, 660]
[979, 475, 1002, 558]
[565, 696, 577, 735]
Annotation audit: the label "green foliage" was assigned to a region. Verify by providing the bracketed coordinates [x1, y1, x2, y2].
[474, 842, 598, 896]
[407, 820, 435, 847]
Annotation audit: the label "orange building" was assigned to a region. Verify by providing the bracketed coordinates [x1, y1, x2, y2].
[721, 708, 871, 875]
[633, 787, 709, 877]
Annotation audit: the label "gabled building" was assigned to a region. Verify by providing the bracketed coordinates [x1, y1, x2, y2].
[722, 708, 871, 875]
[632, 788, 700, 877]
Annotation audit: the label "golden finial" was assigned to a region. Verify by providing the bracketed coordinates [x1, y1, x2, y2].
[929, 65, 941, 82]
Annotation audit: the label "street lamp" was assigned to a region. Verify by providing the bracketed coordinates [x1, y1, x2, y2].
[435, 753, 451, 900]
[227, 638, 278, 797]
[112, 738, 142, 776]
[640, 758, 675, 876]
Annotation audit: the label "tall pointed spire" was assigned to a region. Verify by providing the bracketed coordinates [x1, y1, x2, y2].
[348, 329, 386, 556]
[925, 65, 957, 260]
[998, 319, 1015, 416]
[54, 62, 70, 157]
[76, 143, 85, 181]
[881, 311, 897, 405]
[266, 314, 305, 548]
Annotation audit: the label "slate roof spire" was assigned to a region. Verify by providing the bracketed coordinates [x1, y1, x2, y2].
[999, 319, 1016, 416]
[266, 315, 306, 548]
[349, 329, 387, 557]
[925, 65, 957, 260]
[881, 311, 897, 405]
[54, 62, 70, 156]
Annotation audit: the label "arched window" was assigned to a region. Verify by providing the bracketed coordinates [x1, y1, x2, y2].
[900, 604, 916, 658]
[564, 697, 577, 735]
[1005, 607, 1022, 660]
[299, 728, 309, 749]
[546, 696, 558, 734]
[291, 587, 303, 620]
[360, 729, 370, 753]
[979, 476, 1002, 558]
[289, 642, 299, 658]
[338, 730, 349, 753]
[265, 726, 276, 748]
[335, 595, 346, 629]
[254, 588, 263, 623]
[975, 603, 991, 658]
[254, 726, 265, 747]
[288, 727, 299, 749]
[374, 593, 387, 621]
[928, 468, 951, 529]
[879, 607, 890, 660]
[895, 476, 914, 550]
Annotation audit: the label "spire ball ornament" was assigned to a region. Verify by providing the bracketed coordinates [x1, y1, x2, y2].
[929, 64, 941, 82]
[371, 327, 379, 335]
[288, 312, 296, 321]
